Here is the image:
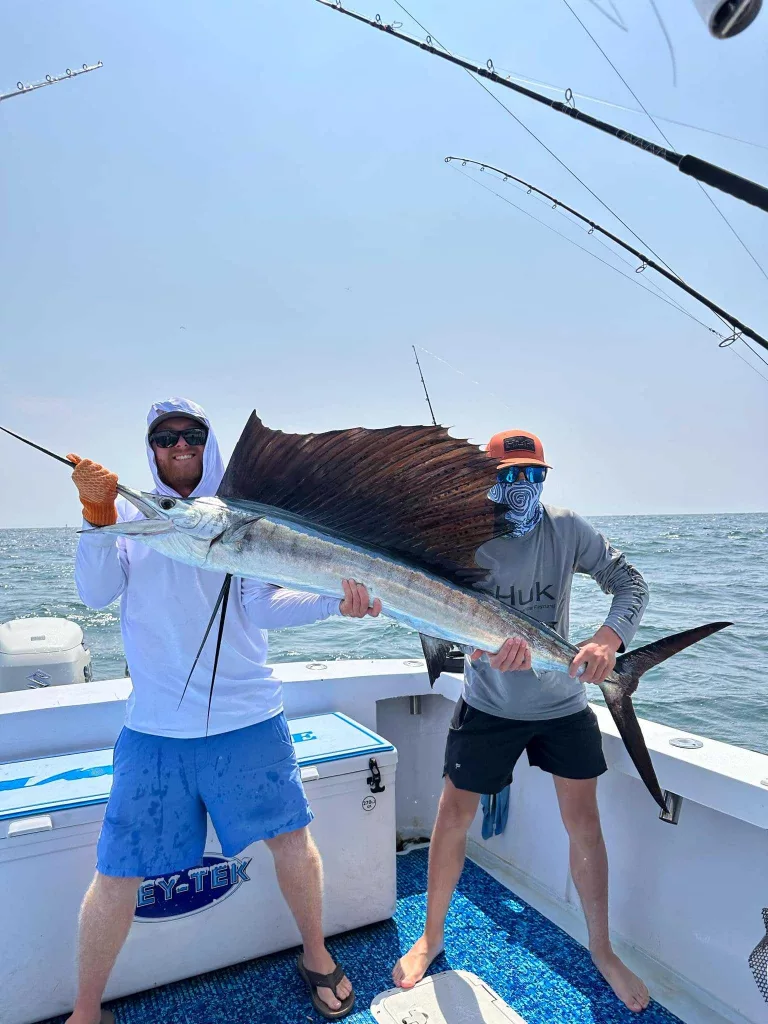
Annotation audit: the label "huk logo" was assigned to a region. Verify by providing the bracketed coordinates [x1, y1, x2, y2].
[494, 582, 555, 608]
[134, 854, 252, 921]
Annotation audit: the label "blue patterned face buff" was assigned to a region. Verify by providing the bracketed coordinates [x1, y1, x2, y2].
[487, 479, 544, 536]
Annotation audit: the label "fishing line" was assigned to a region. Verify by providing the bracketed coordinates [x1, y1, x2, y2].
[450, 163, 768, 385]
[449, 165, 721, 335]
[0, 62, 102, 102]
[741, 338, 768, 369]
[560, 0, 768, 285]
[479, 70, 766, 151]
[501, 176, 691, 313]
[414, 345, 517, 415]
[729, 345, 768, 384]
[386, 0, 683, 281]
[317, 0, 768, 213]
[465, 177, 768, 387]
[447, 158, 768, 350]
[383, 47, 766, 152]
[494, 168, 699, 316]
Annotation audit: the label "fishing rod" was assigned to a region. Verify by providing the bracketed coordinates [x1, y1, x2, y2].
[446, 157, 768, 354]
[0, 426, 76, 466]
[0, 425, 141, 507]
[316, 0, 768, 215]
[0, 62, 103, 103]
[412, 345, 437, 425]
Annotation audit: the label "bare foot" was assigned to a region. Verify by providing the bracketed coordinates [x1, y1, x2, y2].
[303, 947, 353, 1012]
[65, 1009, 110, 1024]
[592, 949, 650, 1013]
[392, 934, 444, 989]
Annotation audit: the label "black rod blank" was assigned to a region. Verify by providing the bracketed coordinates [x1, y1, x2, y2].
[317, 1, 768, 214]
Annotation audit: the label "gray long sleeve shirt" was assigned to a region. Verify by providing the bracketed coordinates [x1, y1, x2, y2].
[462, 505, 649, 721]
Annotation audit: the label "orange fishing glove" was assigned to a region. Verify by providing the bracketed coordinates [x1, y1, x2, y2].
[67, 454, 119, 526]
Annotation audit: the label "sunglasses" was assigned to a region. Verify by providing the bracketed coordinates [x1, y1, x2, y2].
[150, 427, 208, 449]
[498, 466, 548, 484]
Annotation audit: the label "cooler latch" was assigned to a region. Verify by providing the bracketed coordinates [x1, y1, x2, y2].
[367, 757, 386, 793]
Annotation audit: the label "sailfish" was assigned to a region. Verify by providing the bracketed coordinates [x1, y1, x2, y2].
[1, 416, 730, 814]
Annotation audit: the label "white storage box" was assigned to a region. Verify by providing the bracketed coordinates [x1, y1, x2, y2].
[0, 712, 397, 1024]
[0, 617, 92, 692]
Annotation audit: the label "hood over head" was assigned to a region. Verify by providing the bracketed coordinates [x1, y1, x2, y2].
[145, 398, 225, 498]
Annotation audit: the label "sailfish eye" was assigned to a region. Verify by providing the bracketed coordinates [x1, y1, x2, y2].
[159, 498, 176, 511]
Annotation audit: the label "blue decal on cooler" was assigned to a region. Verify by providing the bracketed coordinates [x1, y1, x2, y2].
[0, 776, 33, 793]
[0, 766, 113, 793]
[291, 731, 318, 743]
[134, 855, 251, 921]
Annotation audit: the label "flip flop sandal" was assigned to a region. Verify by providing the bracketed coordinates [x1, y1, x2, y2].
[297, 952, 356, 1020]
[100, 1013, 115, 1024]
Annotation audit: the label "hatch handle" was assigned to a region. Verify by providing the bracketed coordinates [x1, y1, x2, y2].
[367, 757, 386, 793]
[8, 815, 53, 837]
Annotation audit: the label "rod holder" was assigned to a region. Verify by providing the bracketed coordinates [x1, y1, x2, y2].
[659, 790, 683, 825]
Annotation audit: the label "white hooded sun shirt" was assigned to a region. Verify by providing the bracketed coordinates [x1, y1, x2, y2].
[75, 398, 339, 738]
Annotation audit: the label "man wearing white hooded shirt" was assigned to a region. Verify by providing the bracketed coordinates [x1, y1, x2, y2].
[66, 398, 377, 1023]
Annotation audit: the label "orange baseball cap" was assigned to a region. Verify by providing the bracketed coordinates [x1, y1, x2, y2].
[487, 429, 551, 470]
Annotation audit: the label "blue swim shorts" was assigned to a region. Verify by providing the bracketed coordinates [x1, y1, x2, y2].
[97, 713, 313, 877]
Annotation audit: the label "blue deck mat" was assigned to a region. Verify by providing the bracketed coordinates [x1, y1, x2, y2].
[45, 848, 682, 1024]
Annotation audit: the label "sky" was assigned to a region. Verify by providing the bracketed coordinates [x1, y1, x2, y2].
[1, 0, 767, 527]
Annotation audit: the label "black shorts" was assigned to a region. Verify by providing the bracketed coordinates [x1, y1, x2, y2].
[443, 699, 607, 795]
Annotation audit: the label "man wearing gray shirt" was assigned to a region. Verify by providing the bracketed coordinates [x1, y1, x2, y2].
[393, 429, 651, 1014]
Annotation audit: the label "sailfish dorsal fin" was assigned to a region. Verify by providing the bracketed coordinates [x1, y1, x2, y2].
[217, 412, 501, 586]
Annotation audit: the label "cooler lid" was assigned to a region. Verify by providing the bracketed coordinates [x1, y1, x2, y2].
[0, 748, 113, 821]
[289, 712, 396, 770]
[0, 712, 395, 822]
[0, 617, 84, 656]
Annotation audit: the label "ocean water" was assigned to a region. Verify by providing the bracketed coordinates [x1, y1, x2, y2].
[0, 515, 765, 756]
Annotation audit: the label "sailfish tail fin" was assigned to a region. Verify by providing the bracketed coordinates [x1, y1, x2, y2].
[615, 621, 732, 695]
[603, 620, 732, 814]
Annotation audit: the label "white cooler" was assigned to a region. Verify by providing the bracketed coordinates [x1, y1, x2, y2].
[0, 712, 398, 1024]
